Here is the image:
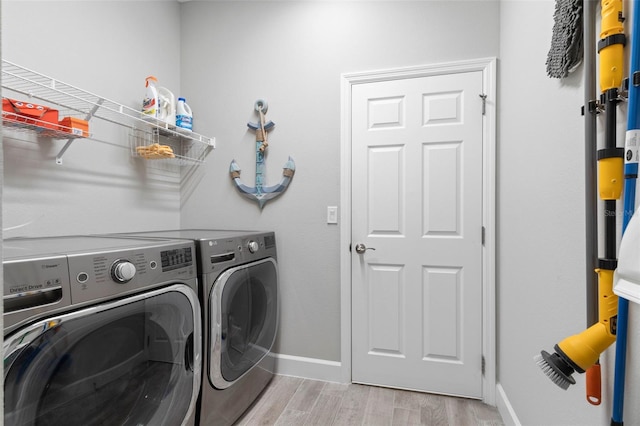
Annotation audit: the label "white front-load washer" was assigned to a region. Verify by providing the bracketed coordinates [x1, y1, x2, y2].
[3, 235, 202, 426]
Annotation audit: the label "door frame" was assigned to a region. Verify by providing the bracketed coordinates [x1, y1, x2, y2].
[339, 57, 497, 405]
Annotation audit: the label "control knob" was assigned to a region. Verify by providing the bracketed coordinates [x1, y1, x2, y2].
[247, 240, 259, 253]
[111, 260, 136, 283]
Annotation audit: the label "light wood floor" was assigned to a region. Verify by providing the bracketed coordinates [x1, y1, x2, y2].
[235, 375, 504, 426]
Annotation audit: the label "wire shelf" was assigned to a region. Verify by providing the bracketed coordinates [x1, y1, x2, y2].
[2, 59, 215, 164]
[2, 111, 90, 139]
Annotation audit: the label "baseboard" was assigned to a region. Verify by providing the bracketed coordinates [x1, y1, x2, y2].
[272, 353, 344, 383]
[496, 383, 522, 426]
[273, 352, 515, 418]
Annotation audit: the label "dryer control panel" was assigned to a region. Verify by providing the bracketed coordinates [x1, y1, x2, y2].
[198, 231, 277, 274]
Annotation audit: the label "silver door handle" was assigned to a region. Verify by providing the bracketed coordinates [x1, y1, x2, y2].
[354, 243, 376, 254]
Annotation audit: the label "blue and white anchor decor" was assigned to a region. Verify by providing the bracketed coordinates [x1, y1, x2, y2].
[230, 99, 295, 209]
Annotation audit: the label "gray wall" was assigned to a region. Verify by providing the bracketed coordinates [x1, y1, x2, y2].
[178, 0, 499, 362]
[2, 1, 183, 238]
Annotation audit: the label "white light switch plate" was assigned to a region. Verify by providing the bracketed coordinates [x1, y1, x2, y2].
[327, 206, 338, 224]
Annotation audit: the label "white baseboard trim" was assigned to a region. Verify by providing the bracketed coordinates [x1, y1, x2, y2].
[273, 353, 344, 383]
[496, 383, 522, 426]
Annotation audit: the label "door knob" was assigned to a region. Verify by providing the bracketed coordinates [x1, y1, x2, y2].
[354, 243, 376, 254]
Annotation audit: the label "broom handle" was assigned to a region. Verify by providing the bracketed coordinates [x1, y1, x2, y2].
[585, 0, 601, 405]
[612, 0, 640, 423]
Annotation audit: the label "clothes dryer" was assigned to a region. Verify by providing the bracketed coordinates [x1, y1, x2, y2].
[3, 236, 202, 426]
[116, 230, 278, 426]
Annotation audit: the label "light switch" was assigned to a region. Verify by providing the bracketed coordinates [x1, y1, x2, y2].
[327, 206, 338, 224]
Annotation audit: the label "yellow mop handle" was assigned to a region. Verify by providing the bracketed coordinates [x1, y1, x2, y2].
[599, 0, 626, 92]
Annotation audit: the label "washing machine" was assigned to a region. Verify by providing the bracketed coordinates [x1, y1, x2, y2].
[115, 229, 278, 426]
[3, 235, 202, 426]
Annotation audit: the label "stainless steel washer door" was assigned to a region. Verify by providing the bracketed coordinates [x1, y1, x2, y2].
[209, 258, 278, 389]
[4, 284, 201, 426]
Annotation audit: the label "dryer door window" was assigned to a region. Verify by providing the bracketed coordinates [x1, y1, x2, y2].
[4, 284, 201, 426]
[209, 258, 278, 389]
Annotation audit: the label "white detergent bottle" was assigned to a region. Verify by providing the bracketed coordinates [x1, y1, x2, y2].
[158, 86, 176, 126]
[142, 76, 159, 119]
[176, 97, 193, 131]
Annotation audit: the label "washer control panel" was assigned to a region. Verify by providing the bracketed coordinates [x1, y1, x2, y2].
[67, 241, 195, 304]
[2, 236, 197, 333]
[161, 246, 194, 271]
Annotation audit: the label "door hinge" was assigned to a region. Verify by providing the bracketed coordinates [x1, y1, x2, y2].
[479, 94, 487, 115]
[482, 355, 486, 376]
[481, 226, 486, 245]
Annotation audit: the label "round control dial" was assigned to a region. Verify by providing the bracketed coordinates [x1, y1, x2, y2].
[247, 240, 259, 253]
[111, 260, 136, 283]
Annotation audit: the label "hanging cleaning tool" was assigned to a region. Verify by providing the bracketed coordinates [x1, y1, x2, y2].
[583, 0, 601, 405]
[598, 0, 626, 93]
[597, 0, 626, 408]
[535, 0, 626, 392]
[535, 147, 622, 390]
[583, 143, 623, 401]
[535, 262, 619, 389]
[611, 0, 640, 423]
[546, 0, 584, 79]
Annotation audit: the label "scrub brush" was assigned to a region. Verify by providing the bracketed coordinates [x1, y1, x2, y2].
[534, 349, 577, 390]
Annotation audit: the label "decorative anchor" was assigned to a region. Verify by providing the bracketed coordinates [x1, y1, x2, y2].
[230, 99, 295, 209]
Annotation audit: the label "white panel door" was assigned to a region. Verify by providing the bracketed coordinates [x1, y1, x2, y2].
[351, 70, 484, 398]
